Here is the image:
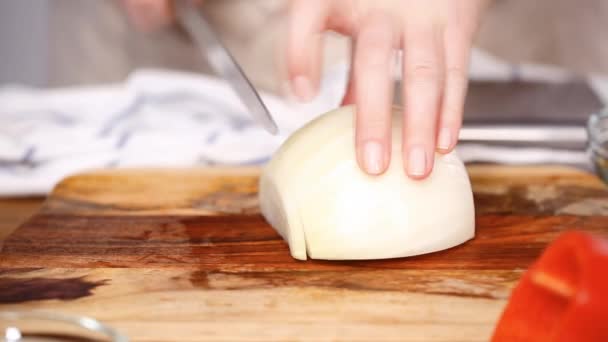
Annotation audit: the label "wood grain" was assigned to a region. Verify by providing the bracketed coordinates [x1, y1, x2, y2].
[1, 165, 608, 341]
[0, 197, 44, 242]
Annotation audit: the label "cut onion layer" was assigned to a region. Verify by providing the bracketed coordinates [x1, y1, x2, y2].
[259, 105, 475, 260]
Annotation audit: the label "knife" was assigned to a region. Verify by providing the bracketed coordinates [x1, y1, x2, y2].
[175, 1, 279, 134]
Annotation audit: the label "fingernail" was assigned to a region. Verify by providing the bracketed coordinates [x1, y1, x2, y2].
[292, 76, 315, 102]
[437, 128, 452, 151]
[408, 146, 427, 177]
[363, 141, 384, 175]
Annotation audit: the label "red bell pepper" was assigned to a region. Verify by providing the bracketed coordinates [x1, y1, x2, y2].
[492, 231, 608, 342]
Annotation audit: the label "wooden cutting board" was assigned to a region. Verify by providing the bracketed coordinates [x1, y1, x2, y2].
[1, 165, 608, 341]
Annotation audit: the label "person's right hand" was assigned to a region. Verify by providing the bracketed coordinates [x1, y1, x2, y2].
[286, 0, 490, 179]
[122, 0, 204, 31]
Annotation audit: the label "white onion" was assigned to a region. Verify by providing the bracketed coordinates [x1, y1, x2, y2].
[260, 105, 475, 260]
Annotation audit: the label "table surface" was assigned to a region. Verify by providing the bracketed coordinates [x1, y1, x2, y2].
[1, 166, 608, 341]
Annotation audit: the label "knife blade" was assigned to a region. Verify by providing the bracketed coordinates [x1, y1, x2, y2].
[175, 1, 279, 134]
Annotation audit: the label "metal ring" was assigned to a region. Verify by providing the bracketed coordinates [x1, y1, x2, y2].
[0, 311, 128, 342]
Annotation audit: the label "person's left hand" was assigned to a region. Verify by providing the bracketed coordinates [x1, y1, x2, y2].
[286, 0, 490, 179]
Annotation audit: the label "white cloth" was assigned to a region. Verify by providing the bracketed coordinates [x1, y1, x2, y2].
[0, 66, 345, 196]
[0, 49, 604, 197]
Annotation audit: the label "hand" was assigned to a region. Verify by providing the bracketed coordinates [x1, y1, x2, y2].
[122, 0, 174, 31]
[286, 0, 489, 179]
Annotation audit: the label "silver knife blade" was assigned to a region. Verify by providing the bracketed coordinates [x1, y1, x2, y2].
[175, 1, 279, 134]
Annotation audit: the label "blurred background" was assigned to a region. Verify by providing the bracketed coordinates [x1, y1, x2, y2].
[0, 1, 49, 87]
[1, 0, 608, 199]
[2, 1, 608, 88]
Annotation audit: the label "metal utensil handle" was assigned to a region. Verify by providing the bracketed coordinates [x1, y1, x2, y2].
[459, 125, 586, 143]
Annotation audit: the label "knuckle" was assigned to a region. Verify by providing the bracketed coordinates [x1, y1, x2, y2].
[405, 63, 441, 83]
[357, 39, 392, 70]
[359, 50, 390, 70]
[446, 66, 468, 83]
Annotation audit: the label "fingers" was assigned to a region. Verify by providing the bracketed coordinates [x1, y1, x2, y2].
[402, 23, 444, 179]
[354, 13, 395, 175]
[286, 0, 329, 101]
[122, 0, 174, 31]
[437, 27, 472, 153]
